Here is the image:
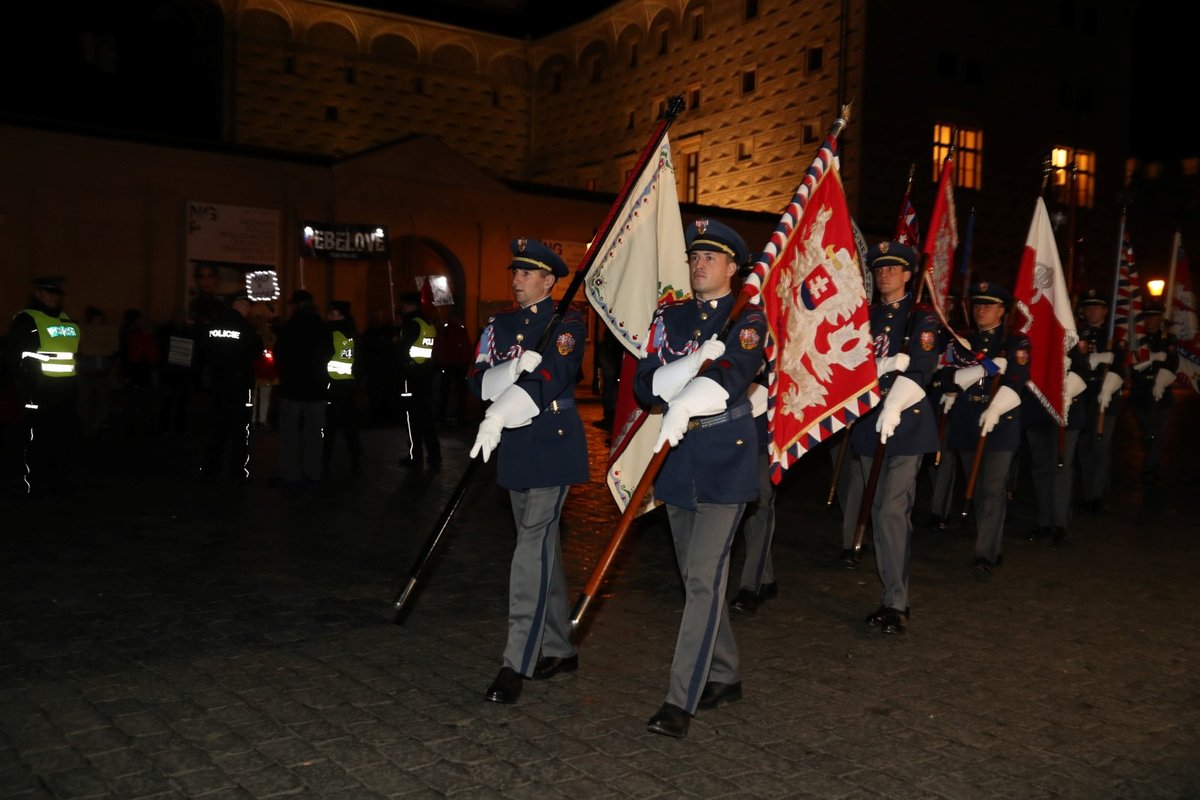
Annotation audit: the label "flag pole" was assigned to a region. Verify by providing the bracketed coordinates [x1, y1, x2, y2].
[570, 104, 853, 632]
[1164, 230, 1182, 326]
[391, 95, 687, 623]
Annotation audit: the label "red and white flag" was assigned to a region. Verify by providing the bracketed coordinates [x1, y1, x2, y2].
[743, 136, 877, 484]
[584, 133, 690, 514]
[894, 190, 921, 250]
[1013, 197, 1078, 424]
[922, 154, 958, 325]
[1167, 234, 1200, 393]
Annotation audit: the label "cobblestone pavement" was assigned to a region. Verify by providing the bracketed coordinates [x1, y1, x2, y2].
[1, 391, 1197, 799]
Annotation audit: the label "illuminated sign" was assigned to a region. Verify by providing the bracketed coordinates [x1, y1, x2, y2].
[301, 222, 389, 261]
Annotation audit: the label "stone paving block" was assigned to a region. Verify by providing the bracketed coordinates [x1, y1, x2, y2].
[231, 764, 306, 797]
[106, 769, 177, 798]
[287, 757, 362, 793]
[208, 749, 276, 777]
[313, 735, 386, 770]
[250, 736, 322, 767]
[16, 745, 89, 774]
[64, 726, 132, 755]
[285, 719, 348, 744]
[410, 759, 479, 795]
[169, 766, 238, 796]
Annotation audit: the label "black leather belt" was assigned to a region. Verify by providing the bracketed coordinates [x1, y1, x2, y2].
[687, 399, 752, 430]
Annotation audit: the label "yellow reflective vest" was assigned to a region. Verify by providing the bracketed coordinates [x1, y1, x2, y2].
[21, 308, 81, 378]
[327, 330, 355, 379]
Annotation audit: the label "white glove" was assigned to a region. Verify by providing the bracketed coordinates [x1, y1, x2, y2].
[875, 353, 911, 376]
[876, 375, 926, 444]
[979, 385, 1020, 435]
[1151, 351, 1166, 363]
[953, 365, 986, 390]
[480, 350, 542, 401]
[990, 356, 1008, 375]
[1152, 368, 1175, 401]
[1133, 360, 1152, 372]
[651, 336, 725, 403]
[1088, 351, 1114, 370]
[748, 381, 768, 418]
[1063, 371, 1087, 412]
[469, 385, 540, 462]
[940, 393, 957, 412]
[653, 376, 730, 453]
[1097, 370, 1123, 411]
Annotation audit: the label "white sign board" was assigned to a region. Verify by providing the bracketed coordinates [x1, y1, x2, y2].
[187, 202, 280, 266]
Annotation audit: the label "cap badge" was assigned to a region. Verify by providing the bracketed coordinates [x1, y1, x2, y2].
[980, 281, 989, 291]
[695, 219, 709, 235]
[879, 242, 890, 253]
[516, 238, 528, 253]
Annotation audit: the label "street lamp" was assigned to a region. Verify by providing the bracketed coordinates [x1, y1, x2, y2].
[1146, 278, 1164, 297]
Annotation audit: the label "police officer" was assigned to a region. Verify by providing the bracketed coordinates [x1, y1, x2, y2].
[323, 300, 362, 474]
[468, 238, 588, 705]
[198, 290, 262, 484]
[1074, 288, 1126, 513]
[840, 242, 940, 634]
[6, 277, 81, 498]
[634, 219, 766, 738]
[940, 282, 1030, 577]
[397, 292, 441, 467]
[1128, 300, 1179, 484]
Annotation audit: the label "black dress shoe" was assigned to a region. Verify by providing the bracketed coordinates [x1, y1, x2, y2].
[729, 589, 757, 615]
[1051, 527, 1070, 546]
[646, 703, 690, 738]
[839, 548, 861, 569]
[697, 680, 742, 710]
[972, 556, 993, 579]
[532, 654, 578, 680]
[929, 514, 948, 533]
[484, 667, 523, 704]
[756, 582, 778, 603]
[1028, 526, 1050, 541]
[866, 605, 910, 627]
[881, 607, 907, 635]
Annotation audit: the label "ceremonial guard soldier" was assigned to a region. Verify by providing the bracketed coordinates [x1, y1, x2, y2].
[1073, 289, 1126, 513]
[634, 219, 766, 738]
[839, 242, 940, 633]
[468, 238, 588, 705]
[1022, 348, 1088, 545]
[940, 282, 1030, 577]
[1128, 300, 1179, 484]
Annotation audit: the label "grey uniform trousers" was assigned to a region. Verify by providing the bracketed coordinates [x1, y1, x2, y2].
[855, 453, 921, 613]
[502, 485, 574, 677]
[958, 449, 1013, 563]
[665, 502, 745, 714]
[1026, 427, 1079, 529]
[737, 455, 776, 592]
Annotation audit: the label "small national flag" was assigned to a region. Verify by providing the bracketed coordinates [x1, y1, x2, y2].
[1113, 227, 1148, 366]
[1013, 197, 1079, 424]
[894, 193, 921, 250]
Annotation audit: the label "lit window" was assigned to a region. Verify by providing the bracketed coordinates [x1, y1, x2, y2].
[932, 123, 983, 190]
[1050, 145, 1096, 208]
